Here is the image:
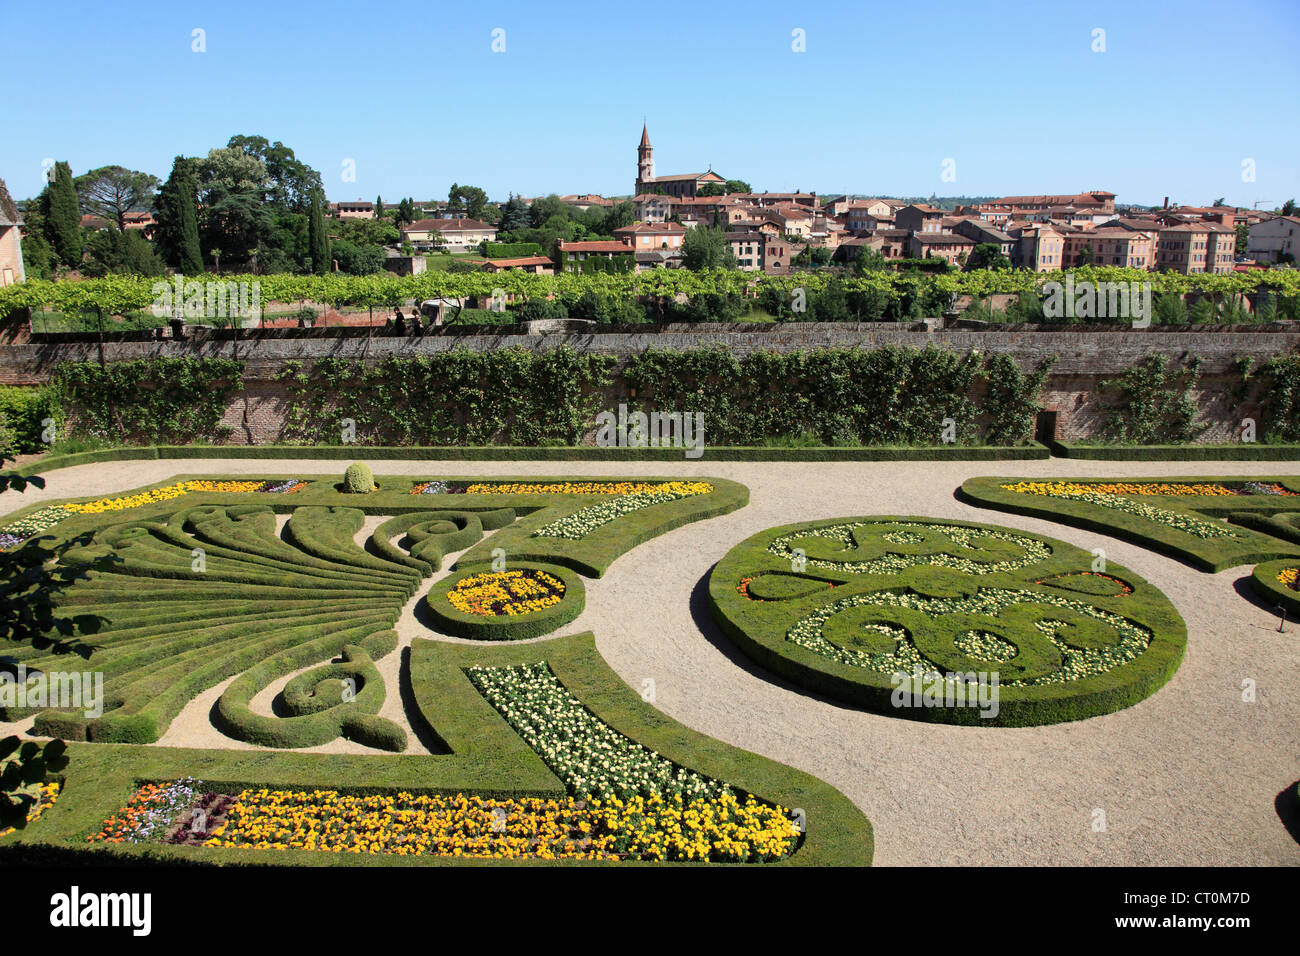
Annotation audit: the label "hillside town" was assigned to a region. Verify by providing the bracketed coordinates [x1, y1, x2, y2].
[0, 123, 1295, 290]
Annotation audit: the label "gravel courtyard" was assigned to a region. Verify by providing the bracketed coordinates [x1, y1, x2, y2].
[4, 455, 1298, 866]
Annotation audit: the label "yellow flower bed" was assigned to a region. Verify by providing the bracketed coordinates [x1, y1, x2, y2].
[0, 781, 61, 839]
[1277, 568, 1300, 590]
[1004, 480, 1296, 498]
[463, 481, 713, 497]
[62, 480, 288, 515]
[447, 569, 565, 617]
[202, 788, 798, 862]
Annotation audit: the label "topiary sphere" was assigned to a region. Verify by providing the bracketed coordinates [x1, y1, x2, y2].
[344, 462, 376, 493]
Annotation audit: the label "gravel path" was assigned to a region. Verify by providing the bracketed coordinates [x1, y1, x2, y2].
[4, 455, 1298, 865]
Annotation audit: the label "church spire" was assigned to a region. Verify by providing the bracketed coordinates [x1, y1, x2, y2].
[640, 122, 651, 148]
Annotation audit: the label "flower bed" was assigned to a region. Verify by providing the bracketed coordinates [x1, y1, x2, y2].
[0, 506, 74, 551]
[533, 481, 713, 540]
[0, 781, 60, 839]
[90, 783, 796, 863]
[88, 777, 203, 844]
[424, 562, 585, 641]
[447, 569, 566, 617]
[999, 481, 1239, 540]
[709, 516, 1187, 726]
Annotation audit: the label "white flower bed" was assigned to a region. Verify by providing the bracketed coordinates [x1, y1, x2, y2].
[766, 521, 1053, 575]
[467, 662, 727, 799]
[786, 587, 1151, 686]
[532, 486, 697, 540]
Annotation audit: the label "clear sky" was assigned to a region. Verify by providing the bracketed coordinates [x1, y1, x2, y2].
[4, 0, 1297, 208]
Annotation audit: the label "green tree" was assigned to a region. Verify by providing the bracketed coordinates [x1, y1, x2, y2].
[396, 197, 416, 226]
[42, 161, 82, 267]
[1236, 222, 1249, 257]
[966, 243, 1011, 271]
[74, 166, 160, 232]
[1076, 244, 1095, 266]
[225, 135, 322, 212]
[681, 225, 737, 270]
[81, 227, 166, 277]
[308, 190, 330, 274]
[448, 184, 489, 220]
[499, 193, 531, 234]
[194, 146, 271, 263]
[1282, 199, 1296, 217]
[16, 204, 55, 280]
[154, 157, 203, 274]
[331, 240, 385, 274]
[855, 245, 889, 273]
[375, 195, 385, 218]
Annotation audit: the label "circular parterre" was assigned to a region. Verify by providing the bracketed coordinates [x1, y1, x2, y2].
[424, 562, 586, 640]
[708, 516, 1187, 726]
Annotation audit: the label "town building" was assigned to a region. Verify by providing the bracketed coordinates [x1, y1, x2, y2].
[555, 239, 635, 272]
[400, 218, 497, 250]
[1247, 216, 1299, 264]
[481, 256, 555, 275]
[333, 200, 375, 219]
[0, 177, 25, 286]
[613, 222, 686, 252]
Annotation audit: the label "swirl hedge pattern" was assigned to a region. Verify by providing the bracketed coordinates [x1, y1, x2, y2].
[709, 516, 1186, 726]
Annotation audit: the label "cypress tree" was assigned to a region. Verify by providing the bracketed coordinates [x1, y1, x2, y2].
[43, 161, 82, 267]
[308, 190, 330, 274]
[375, 195, 384, 218]
[156, 157, 203, 274]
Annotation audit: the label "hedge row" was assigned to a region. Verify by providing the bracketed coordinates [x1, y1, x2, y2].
[1053, 441, 1300, 460]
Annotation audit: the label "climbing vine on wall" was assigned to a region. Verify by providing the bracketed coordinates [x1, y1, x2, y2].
[1100, 354, 1205, 444]
[275, 348, 614, 446]
[54, 358, 245, 445]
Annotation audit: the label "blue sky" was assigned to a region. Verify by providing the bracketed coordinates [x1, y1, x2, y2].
[4, 0, 1297, 208]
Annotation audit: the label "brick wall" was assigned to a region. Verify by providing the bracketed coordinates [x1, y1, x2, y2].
[6, 324, 1296, 444]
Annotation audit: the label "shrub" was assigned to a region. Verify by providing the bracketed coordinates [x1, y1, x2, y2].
[344, 462, 375, 493]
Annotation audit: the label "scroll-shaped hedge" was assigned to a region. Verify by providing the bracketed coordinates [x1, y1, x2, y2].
[370, 508, 516, 574]
[7, 505, 425, 744]
[215, 632, 406, 752]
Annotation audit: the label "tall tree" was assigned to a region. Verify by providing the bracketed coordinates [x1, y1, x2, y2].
[225, 135, 322, 212]
[375, 195, 384, 218]
[448, 184, 489, 220]
[154, 157, 204, 274]
[308, 189, 330, 274]
[42, 161, 82, 267]
[499, 193, 530, 233]
[73, 166, 160, 232]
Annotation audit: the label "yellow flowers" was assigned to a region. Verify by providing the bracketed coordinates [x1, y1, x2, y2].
[1003, 480, 1296, 498]
[62, 479, 305, 515]
[0, 781, 60, 839]
[463, 481, 713, 497]
[200, 788, 799, 862]
[447, 569, 565, 617]
[1278, 568, 1300, 590]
